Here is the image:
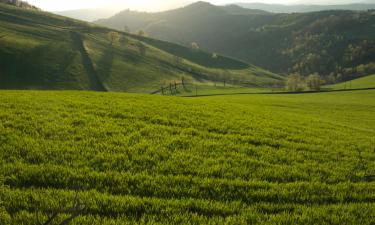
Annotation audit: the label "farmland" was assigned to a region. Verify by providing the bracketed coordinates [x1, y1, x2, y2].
[1, 90, 375, 224]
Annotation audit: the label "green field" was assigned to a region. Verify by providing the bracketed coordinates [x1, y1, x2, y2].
[324, 74, 375, 91]
[1, 90, 375, 224]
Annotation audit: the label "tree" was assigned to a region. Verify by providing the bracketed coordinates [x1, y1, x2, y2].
[306, 73, 323, 91]
[191, 42, 199, 50]
[212, 53, 218, 59]
[181, 76, 186, 88]
[137, 30, 146, 36]
[123, 25, 130, 33]
[107, 31, 120, 45]
[286, 74, 304, 92]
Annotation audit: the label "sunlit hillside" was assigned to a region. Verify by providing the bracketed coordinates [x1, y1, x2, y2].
[0, 3, 281, 92]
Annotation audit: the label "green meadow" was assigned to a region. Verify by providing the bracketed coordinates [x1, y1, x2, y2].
[325, 74, 375, 91]
[1, 90, 374, 224]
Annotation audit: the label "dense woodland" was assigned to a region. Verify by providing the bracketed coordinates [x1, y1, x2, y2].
[97, 2, 375, 82]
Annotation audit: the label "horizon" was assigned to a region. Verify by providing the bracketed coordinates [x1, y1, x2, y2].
[25, 0, 370, 12]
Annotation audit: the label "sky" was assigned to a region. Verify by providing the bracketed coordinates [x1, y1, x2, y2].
[26, 0, 369, 12]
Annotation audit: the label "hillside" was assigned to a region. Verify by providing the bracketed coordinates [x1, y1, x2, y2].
[0, 0, 38, 9]
[325, 74, 375, 90]
[0, 3, 281, 92]
[55, 8, 119, 22]
[236, 2, 375, 13]
[1, 90, 375, 224]
[96, 2, 375, 81]
[96, 2, 269, 32]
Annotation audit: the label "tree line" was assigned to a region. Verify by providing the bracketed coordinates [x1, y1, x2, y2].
[286, 73, 324, 92]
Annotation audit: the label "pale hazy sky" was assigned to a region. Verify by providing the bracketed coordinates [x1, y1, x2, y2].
[26, 0, 369, 11]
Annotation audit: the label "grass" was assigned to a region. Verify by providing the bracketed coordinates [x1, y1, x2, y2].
[0, 3, 283, 92]
[1, 90, 374, 224]
[174, 84, 274, 96]
[324, 74, 375, 90]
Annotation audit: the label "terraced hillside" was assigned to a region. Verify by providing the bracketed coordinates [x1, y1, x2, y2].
[1, 90, 374, 224]
[0, 3, 281, 92]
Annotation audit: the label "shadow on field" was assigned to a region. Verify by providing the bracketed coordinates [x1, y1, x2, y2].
[96, 46, 114, 83]
[70, 31, 107, 91]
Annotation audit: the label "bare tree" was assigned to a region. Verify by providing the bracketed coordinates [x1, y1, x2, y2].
[107, 31, 120, 45]
[191, 42, 199, 50]
[137, 30, 146, 37]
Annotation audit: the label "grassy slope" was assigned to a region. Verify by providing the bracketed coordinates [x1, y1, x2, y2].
[177, 85, 271, 96]
[324, 74, 375, 90]
[0, 3, 282, 92]
[96, 3, 375, 75]
[1, 90, 375, 224]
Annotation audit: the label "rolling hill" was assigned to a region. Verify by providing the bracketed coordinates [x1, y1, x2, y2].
[55, 8, 119, 22]
[96, 2, 269, 32]
[235, 2, 375, 13]
[96, 1, 375, 81]
[0, 3, 281, 92]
